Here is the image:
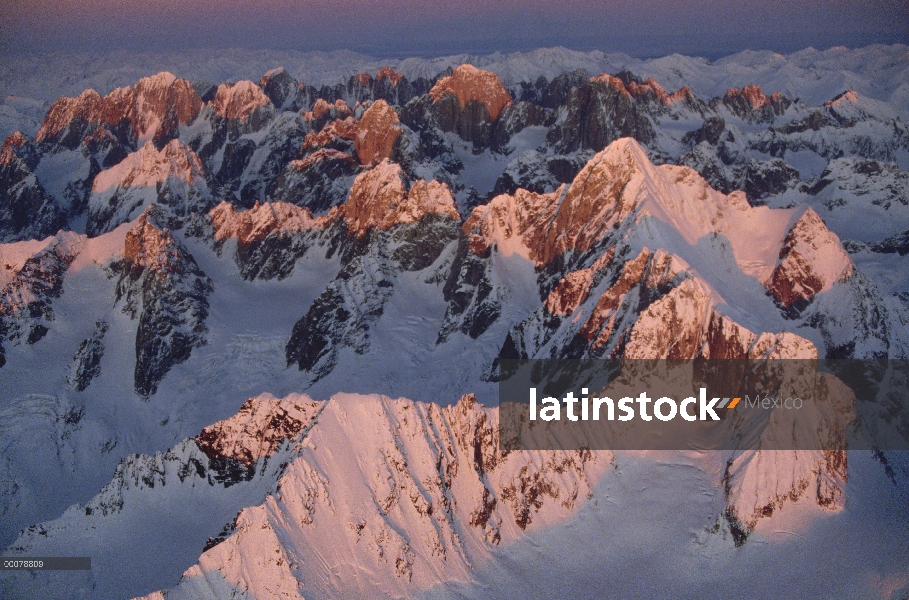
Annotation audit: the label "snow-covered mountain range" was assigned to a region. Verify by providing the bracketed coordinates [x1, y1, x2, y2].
[3, 44, 909, 142]
[1, 47, 908, 599]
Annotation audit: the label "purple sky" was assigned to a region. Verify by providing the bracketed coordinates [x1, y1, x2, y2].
[2, 0, 907, 57]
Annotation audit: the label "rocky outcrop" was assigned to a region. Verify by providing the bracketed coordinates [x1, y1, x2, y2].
[740, 158, 801, 203]
[196, 394, 322, 467]
[721, 357, 853, 544]
[719, 85, 792, 122]
[376, 66, 404, 86]
[284, 239, 400, 378]
[211, 80, 271, 123]
[82, 123, 131, 168]
[0, 132, 66, 241]
[429, 65, 512, 122]
[437, 236, 503, 343]
[35, 89, 104, 148]
[338, 160, 459, 238]
[622, 274, 819, 360]
[0, 233, 84, 367]
[347, 66, 419, 106]
[1, 130, 39, 170]
[428, 65, 513, 149]
[684, 116, 728, 147]
[208, 200, 325, 280]
[625, 77, 698, 108]
[492, 101, 552, 148]
[500, 244, 817, 362]
[752, 90, 909, 165]
[805, 157, 909, 204]
[304, 98, 353, 132]
[766, 208, 854, 310]
[336, 159, 406, 237]
[545, 74, 658, 153]
[259, 67, 304, 111]
[273, 149, 360, 214]
[202, 111, 310, 206]
[515, 69, 591, 108]
[113, 206, 213, 397]
[66, 321, 109, 391]
[802, 157, 909, 242]
[209, 200, 320, 246]
[355, 100, 402, 165]
[300, 67, 432, 116]
[873, 229, 909, 255]
[302, 116, 358, 153]
[464, 139, 654, 268]
[213, 158, 460, 285]
[544, 249, 614, 317]
[56, 393, 314, 520]
[492, 150, 560, 196]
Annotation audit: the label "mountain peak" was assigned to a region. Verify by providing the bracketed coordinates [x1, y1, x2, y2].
[305, 98, 351, 123]
[35, 89, 103, 142]
[196, 393, 322, 466]
[593, 136, 653, 167]
[466, 136, 853, 316]
[209, 200, 319, 245]
[135, 71, 178, 90]
[34, 73, 202, 145]
[590, 73, 627, 91]
[212, 80, 271, 121]
[123, 205, 182, 272]
[338, 159, 407, 237]
[825, 89, 860, 107]
[113, 72, 202, 142]
[719, 84, 792, 121]
[629, 77, 695, 105]
[464, 137, 657, 266]
[429, 64, 512, 121]
[259, 66, 288, 84]
[355, 99, 402, 165]
[92, 139, 205, 191]
[376, 66, 404, 86]
[724, 84, 787, 110]
[259, 67, 302, 110]
[766, 207, 854, 308]
[302, 116, 358, 151]
[589, 73, 693, 106]
[87, 139, 209, 235]
[731, 84, 772, 109]
[339, 160, 458, 237]
[0, 131, 28, 165]
[3, 130, 27, 149]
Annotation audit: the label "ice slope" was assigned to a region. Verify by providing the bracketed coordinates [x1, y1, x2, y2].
[111, 402, 905, 600]
[417, 451, 909, 600]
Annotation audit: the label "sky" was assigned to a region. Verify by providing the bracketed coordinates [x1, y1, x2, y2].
[1, 0, 907, 58]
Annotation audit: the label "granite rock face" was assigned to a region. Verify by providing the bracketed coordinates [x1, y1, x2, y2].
[113, 206, 213, 397]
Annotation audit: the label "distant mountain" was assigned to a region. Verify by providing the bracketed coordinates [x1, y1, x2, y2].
[2, 44, 909, 141]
